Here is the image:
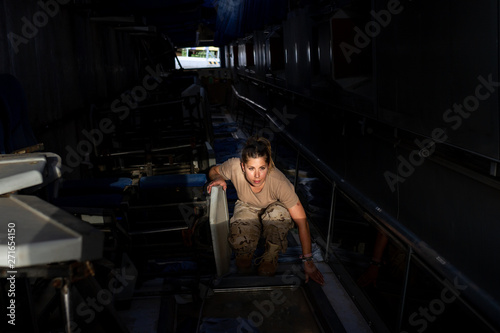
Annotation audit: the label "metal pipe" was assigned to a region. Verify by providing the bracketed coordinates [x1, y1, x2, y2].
[107, 144, 197, 156]
[61, 279, 72, 333]
[128, 225, 188, 235]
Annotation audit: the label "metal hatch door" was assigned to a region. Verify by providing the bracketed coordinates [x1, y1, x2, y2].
[199, 286, 324, 333]
[208, 185, 232, 277]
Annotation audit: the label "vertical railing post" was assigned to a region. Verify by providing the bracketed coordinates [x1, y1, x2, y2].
[397, 246, 413, 331]
[324, 182, 336, 263]
[293, 150, 300, 189]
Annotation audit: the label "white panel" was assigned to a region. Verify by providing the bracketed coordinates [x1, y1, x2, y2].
[0, 195, 103, 267]
[0, 153, 61, 195]
[208, 185, 231, 277]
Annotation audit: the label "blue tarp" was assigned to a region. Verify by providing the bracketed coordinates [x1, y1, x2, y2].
[52, 194, 125, 208]
[58, 177, 133, 194]
[213, 137, 245, 163]
[53, 177, 133, 208]
[140, 173, 207, 189]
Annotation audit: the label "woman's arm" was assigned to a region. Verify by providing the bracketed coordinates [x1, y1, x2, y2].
[207, 165, 227, 193]
[288, 200, 325, 285]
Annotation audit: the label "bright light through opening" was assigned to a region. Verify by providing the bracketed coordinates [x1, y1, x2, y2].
[176, 46, 221, 69]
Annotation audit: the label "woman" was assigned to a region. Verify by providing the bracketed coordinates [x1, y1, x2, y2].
[207, 136, 324, 285]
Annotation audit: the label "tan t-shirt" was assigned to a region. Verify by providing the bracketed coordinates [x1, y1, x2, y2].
[218, 157, 299, 209]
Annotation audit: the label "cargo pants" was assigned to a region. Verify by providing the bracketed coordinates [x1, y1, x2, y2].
[228, 200, 294, 255]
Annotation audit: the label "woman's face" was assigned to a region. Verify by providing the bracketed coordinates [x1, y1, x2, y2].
[242, 157, 269, 188]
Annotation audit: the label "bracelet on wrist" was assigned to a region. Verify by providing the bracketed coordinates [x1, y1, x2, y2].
[301, 257, 314, 263]
[370, 259, 382, 267]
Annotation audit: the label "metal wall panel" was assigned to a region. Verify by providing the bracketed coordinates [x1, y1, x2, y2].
[266, 30, 286, 73]
[283, 8, 313, 93]
[224, 45, 231, 68]
[376, 0, 500, 160]
[253, 31, 267, 77]
[330, 9, 372, 80]
[232, 44, 238, 68]
[318, 20, 332, 78]
[237, 42, 247, 67]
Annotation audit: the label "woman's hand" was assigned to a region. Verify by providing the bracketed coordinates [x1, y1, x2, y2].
[207, 165, 227, 193]
[207, 178, 227, 193]
[304, 261, 325, 286]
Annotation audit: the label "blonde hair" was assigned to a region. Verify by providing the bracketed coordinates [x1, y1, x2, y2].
[241, 135, 275, 169]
